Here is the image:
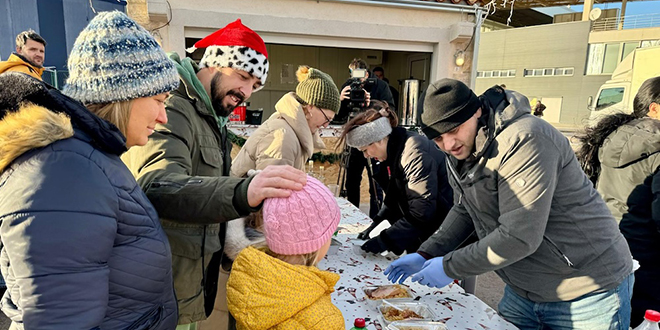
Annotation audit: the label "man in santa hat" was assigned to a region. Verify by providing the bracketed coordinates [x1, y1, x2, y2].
[121, 19, 307, 330]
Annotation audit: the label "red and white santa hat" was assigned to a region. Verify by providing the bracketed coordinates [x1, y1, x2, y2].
[187, 19, 268, 89]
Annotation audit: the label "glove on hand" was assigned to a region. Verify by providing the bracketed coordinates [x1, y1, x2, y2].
[383, 253, 426, 284]
[361, 236, 388, 254]
[410, 257, 454, 288]
[358, 215, 384, 240]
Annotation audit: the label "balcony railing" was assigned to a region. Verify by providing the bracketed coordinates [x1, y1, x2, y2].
[592, 13, 660, 31]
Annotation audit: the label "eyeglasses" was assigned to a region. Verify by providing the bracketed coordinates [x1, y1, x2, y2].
[316, 107, 333, 125]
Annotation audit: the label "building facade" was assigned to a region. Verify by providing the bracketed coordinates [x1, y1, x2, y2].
[0, 0, 126, 86]
[137, 0, 480, 119]
[476, 16, 660, 126]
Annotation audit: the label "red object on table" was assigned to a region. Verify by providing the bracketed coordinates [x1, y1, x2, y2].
[353, 318, 366, 329]
[231, 103, 247, 122]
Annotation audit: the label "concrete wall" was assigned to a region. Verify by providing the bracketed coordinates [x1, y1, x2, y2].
[147, 0, 476, 113]
[0, 0, 40, 61]
[1, 0, 125, 83]
[589, 27, 660, 44]
[475, 20, 610, 126]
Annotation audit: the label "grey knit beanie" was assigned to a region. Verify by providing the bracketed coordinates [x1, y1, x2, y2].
[63, 11, 179, 104]
[295, 66, 340, 113]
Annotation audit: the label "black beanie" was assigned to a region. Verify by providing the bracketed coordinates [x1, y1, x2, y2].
[420, 78, 481, 140]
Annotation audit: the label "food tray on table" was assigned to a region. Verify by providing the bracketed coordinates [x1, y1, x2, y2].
[388, 320, 449, 330]
[361, 284, 414, 307]
[377, 301, 436, 326]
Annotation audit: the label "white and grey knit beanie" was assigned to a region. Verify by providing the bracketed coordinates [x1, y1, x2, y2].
[63, 11, 179, 104]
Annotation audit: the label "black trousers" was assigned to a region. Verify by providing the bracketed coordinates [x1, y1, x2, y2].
[344, 147, 383, 218]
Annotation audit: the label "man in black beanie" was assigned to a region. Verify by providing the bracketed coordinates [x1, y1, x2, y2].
[384, 79, 635, 330]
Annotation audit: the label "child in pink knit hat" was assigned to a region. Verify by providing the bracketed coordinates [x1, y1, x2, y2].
[226, 176, 344, 329]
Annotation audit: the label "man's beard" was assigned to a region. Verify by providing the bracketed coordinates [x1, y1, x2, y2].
[210, 73, 244, 117]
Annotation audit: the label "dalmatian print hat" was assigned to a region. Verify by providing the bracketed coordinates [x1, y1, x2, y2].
[186, 19, 269, 90]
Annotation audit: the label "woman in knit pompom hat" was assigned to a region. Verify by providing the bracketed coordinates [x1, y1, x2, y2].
[0, 11, 178, 329]
[230, 65, 340, 177]
[226, 176, 344, 330]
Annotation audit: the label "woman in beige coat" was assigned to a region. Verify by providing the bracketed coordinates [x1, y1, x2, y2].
[231, 66, 340, 177]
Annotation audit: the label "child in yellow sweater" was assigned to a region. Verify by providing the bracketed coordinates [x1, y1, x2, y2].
[226, 176, 344, 330]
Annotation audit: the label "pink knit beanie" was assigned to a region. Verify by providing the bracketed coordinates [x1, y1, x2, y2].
[263, 176, 341, 255]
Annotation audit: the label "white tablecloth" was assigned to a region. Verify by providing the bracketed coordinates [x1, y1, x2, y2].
[228, 123, 344, 138]
[318, 198, 518, 330]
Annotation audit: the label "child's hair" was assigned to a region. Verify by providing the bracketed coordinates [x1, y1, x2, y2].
[259, 175, 341, 266]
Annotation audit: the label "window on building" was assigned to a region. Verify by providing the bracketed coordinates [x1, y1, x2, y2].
[523, 67, 574, 77]
[641, 40, 659, 48]
[477, 69, 515, 78]
[587, 43, 606, 75]
[622, 42, 639, 61]
[602, 43, 621, 74]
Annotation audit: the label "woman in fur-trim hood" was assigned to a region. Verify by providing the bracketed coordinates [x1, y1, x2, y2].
[0, 12, 179, 329]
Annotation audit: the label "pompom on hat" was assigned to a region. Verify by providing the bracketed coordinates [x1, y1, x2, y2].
[187, 19, 269, 90]
[263, 176, 341, 255]
[63, 11, 179, 104]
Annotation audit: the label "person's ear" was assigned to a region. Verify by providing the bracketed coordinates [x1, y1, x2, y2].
[649, 102, 660, 119]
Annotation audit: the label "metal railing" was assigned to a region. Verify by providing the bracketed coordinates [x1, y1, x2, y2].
[42, 68, 69, 90]
[592, 13, 660, 31]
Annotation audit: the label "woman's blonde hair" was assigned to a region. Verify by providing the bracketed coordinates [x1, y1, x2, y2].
[86, 100, 132, 137]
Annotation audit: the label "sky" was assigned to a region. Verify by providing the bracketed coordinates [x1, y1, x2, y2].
[534, 0, 660, 18]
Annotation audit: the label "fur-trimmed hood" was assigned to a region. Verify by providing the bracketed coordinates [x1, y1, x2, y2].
[0, 103, 73, 172]
[0, 72, 127, 173]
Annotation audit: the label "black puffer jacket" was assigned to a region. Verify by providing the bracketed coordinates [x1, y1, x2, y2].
[596, 117, 660, 323]
[597, 117, 660, 265]
[372, 127, 453, 255]
[0, 73, 177, 329]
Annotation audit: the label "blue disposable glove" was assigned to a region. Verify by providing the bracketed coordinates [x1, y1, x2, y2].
[383, 253, 426, 284]
[410, 257, 454, 288]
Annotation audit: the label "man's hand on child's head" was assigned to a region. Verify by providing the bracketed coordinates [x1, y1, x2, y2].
[247, 165, 307, 207]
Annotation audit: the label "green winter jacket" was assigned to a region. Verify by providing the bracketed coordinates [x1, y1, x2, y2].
[121, 53, 256, 324]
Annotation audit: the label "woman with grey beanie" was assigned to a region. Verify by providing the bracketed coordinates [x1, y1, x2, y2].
[0, 11, 178, 329]
[339, 101, 453, 255]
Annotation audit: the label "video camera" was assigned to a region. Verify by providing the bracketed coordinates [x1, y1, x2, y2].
[348, 68, 377, 110]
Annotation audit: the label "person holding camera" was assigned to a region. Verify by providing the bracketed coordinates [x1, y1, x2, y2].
[336, 58, 394, 217]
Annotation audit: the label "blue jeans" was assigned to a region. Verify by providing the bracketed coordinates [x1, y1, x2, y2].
[498, 274, 634, 330]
